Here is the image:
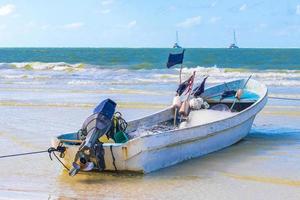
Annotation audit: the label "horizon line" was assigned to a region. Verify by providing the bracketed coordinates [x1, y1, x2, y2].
[0, 46, 299, 49]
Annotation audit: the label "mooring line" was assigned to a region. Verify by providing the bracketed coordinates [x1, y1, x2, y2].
[0, 150, 48, 159]
[269, 96, 300, 101]
[0, 147, 69, 170]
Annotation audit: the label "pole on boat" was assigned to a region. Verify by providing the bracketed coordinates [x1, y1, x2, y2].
[173, 63, 183, 127]
[179, 63, 183, 84]
[173, 108, 177, 126]
[230, 75, 252, 111]
[166, 49, 185, 127]
[178, 71, 196, 119]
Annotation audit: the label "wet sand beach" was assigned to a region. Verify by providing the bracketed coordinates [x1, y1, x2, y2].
[0, 80, 299, 200]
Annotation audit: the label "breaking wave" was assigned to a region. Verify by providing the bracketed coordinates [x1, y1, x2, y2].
[180, 66, 300, 86]
[0, 62, 86, 71]
[0, 62, 300, 87]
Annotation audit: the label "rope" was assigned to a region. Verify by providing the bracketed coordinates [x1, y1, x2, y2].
[0, 150, 49, 159]
[48, 150, 70, 171]
[110, 145, 118, 172]
[0, 146, 69, 171]
[115, 112, 128, 133]
[269, 96, 300, 101]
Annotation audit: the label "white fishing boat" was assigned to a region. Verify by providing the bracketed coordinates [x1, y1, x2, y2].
[51, 78, 267, 174]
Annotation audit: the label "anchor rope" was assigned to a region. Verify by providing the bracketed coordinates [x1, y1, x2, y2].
[269, 96, 300, 101]
[0, 146, 69, 171]
[0, 150, 49, 159]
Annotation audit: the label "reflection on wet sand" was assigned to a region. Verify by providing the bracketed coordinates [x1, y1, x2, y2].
[50, 126, 300, 199]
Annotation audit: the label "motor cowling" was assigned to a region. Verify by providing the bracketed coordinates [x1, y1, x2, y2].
[69, 99, 116, 176]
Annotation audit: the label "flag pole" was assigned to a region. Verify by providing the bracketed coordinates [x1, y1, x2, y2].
[174, 63, 183, 127]
[174, 64, 181, 127]
[179, 64, 183, 84]
[230, 75, 252, 111]
[173, 106, 178, 127]
[179, 49, 185, 84]
[168, 49, 185, 127]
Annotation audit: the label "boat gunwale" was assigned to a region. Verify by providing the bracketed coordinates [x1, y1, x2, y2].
[55, 79, 268, 147]
[127, 78, 268, 141]
[122, 115, 256, 161]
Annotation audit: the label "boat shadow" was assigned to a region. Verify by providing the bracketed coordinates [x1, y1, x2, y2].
[150, 127, 300, 177]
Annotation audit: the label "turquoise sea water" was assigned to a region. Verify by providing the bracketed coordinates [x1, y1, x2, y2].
[0, 48, 300, 69]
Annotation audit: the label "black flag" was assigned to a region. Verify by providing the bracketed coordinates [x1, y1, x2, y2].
[176, 74, 194, 96]
[193, 76, 208, 97]
[166, 50, 185, 68]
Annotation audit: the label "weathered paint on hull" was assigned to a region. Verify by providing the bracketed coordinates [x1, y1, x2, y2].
[130, 116, 255, 173]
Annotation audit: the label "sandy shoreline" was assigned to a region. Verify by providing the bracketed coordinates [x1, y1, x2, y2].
[0, 68, 300, 199]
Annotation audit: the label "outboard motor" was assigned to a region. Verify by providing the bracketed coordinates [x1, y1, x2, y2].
[69, 99, 116, 176]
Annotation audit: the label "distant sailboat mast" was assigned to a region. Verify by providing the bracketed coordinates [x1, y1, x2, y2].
[173, 31, 182, 48]
[229, 29, 239, 49]
[233, 30, 237, 46]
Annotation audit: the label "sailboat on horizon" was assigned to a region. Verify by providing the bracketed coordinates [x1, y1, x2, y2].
[173, 31, 182, 48]
[229, 30, 239, 49]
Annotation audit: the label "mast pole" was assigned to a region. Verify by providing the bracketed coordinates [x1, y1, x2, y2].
[179, 64, 183, 84]
[234, 30, 237, 45]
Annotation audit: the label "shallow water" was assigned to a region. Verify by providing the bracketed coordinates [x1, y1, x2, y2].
[0, 49, 300, 199]
[1, 90, 300, 200]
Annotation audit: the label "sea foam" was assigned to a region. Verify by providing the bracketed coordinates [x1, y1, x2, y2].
[0, 62, 300, 87]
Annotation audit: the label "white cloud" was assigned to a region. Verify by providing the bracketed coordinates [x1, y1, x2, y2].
[101, 0, 114, 6]
[63, 22, 84, 29]
[0, 24, 6, 30]
[0, 4, 15, 16]
[12, 13, 20, 18]
[296, 4, 300, 15]
[277, 25, 300, 36]
[24, 21, 36, 28]
[259, 23, 267, 28]
[127, 20, 136, 28]
[211, 2, 217, 7]
[168, 5, 176, 11]
[41, 24, 50, 30]
[239, 4, 247, 11]
[209, 17, 221, 23]
[101, 9, 111, 14]
[177, 16, 202, 28]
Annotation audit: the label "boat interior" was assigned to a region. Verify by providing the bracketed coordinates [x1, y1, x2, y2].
[205, 89, 260, 112]
[57, 79, 263, 145]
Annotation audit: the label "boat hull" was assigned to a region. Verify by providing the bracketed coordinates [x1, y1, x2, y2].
[51, 79, 268, 173]
[51, 115, 255, 173]
[123, 116, 255, 173]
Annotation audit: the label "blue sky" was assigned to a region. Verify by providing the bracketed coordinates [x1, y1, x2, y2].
[0, 0, 299, 48]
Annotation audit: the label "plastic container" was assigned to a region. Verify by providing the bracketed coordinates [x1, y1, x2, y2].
[114, 131, 129, 143]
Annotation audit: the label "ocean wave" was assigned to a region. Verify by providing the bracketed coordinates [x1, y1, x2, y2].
[1, 62, 300, 87]
[0, 100, 167, 109]
[180, 66, 300, 86]
[181, 66, 300, 78]
[0, 62, 86, 71]
[67, 80, 97, 85]
[1, 74, 50, 80]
